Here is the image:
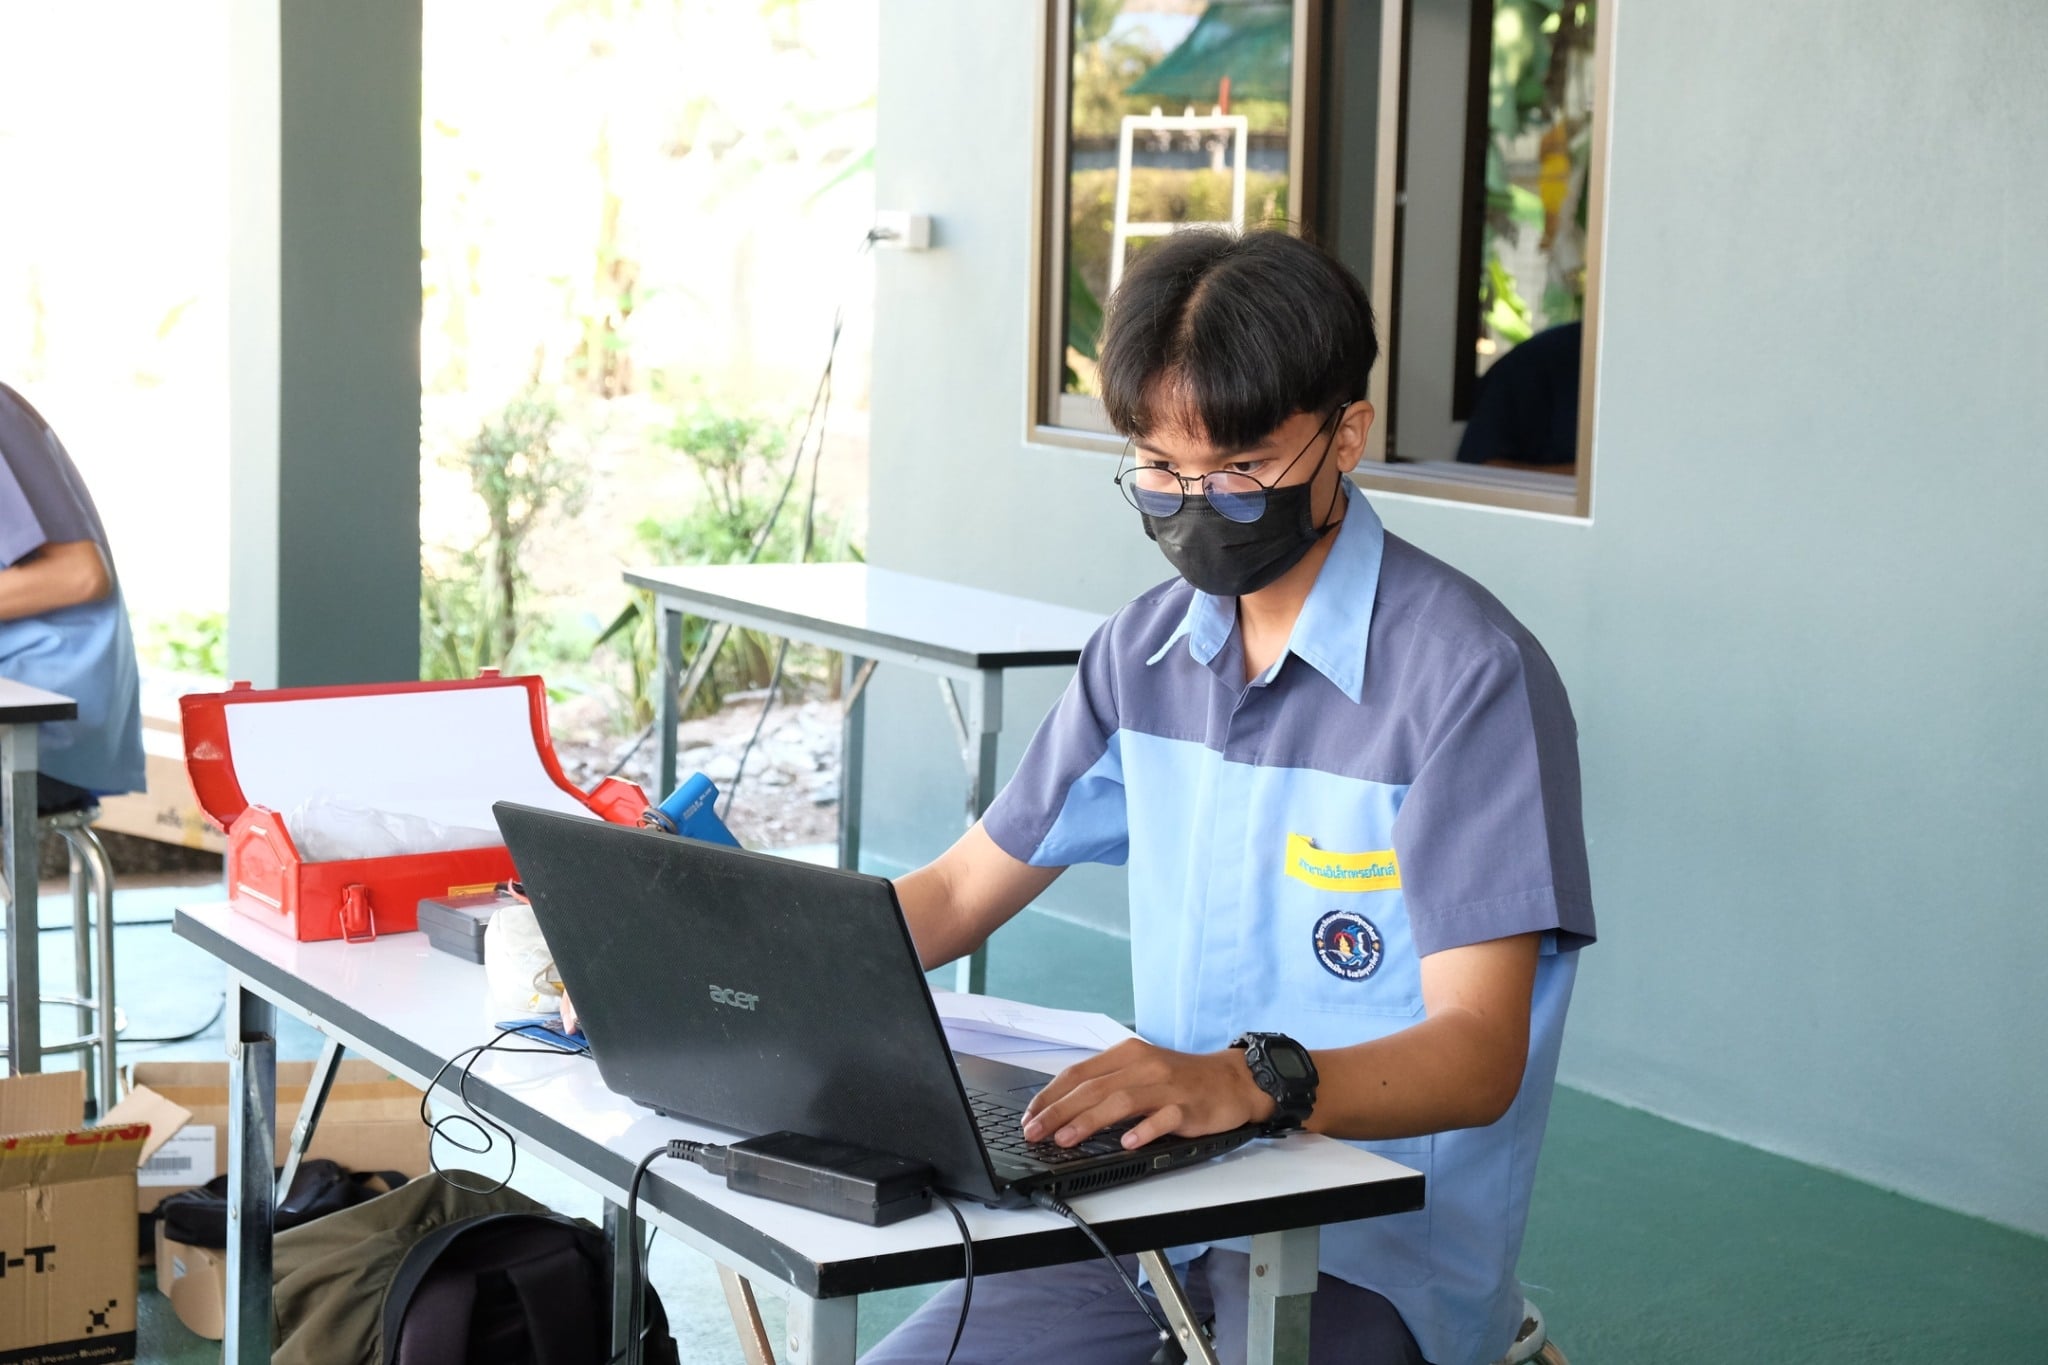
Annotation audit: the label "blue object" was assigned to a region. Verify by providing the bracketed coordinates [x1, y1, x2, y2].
[493, 1017, 589, 1053]
[642, 771, 740, 846]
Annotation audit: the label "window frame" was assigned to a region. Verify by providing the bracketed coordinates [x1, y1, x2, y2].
[1027, 0, 1615, 520]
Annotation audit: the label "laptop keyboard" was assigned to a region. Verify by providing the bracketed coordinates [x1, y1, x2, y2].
[969, 1093, 1134, 1167]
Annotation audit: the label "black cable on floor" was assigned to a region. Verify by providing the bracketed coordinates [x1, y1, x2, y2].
[119, 991, 225, 1044]
[36, 914, 175, 932]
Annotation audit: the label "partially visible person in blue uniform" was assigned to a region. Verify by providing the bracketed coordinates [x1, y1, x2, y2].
[1455, 321, 1582, 472]
[0, 381, 145, 810]
[865, 229, 1595, 1365]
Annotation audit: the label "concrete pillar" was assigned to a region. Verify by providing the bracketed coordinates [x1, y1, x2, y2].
[229, 0, 422, 687]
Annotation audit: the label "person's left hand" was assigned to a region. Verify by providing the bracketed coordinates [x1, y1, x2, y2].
[1020, 1038, 1276, 1150]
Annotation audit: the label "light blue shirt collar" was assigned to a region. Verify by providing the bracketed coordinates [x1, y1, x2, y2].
[1144, 480, 1385, 703]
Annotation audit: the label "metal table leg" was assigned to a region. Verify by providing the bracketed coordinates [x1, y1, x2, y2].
[1246, 1225, 1319, 1365]
[658, 601, 685, 800]
[965, 669, 1003, 828]
[605, 1198, 644, 1362]
[226, 976, 277, 1364]
[838, 655, 874, 874]
[717, 1266, 776, 1365]
[1139, 1250, 1223, 1365]
[2, 722, 39, 1073]
[70, 854, 90, 1076]
[276, 1035, 344, 1200]
[937, 671, 1003, 995]
[783, 1290, 857, 1365]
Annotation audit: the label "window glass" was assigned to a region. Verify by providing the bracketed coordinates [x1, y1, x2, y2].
[1059, 0, 1297, 403]
[1040, 0, 1608, 513]
[1449, 0, 1598, 473]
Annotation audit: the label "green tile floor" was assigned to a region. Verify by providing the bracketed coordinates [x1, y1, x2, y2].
[15, 881, 2046, 1363]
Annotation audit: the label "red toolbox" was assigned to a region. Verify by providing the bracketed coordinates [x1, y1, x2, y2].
[182, 673, 647, 942]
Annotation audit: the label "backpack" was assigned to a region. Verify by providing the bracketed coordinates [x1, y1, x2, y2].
[272, 1171, 679, 1365]
[382, 1209, 682, 1365]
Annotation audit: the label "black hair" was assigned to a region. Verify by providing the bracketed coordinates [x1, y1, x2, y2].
[1096, 227, 1379, 449]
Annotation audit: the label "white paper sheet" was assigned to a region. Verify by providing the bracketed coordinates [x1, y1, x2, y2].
[940, 1023, 1100, 1077]
[223, 685, 591, 837]
[930, 990, 1137, 1051]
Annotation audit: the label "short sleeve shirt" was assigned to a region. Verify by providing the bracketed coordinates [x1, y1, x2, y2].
[0, 382, 145, 795]
[983, 481, 1595, 1365]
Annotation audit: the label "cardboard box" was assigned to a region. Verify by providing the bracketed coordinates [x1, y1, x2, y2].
[91, 723, 226, 854]
[128, 1059, 433, 1342]
[152, 1219, 226, 1342]
[129, 1059, 432, 1216]
[0, 1071, 180, 1365]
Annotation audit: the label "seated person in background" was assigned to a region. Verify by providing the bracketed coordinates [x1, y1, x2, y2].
[866, 230, 1595, 1365]
[0, 381, 144, 810]
[1455, 320, 1582, 473]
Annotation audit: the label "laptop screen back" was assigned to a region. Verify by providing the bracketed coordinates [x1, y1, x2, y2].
[492, 802, 997, 1199]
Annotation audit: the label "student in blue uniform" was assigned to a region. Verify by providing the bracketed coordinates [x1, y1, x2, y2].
[0, 381, 145, 809]
[866, 230, 1596, 1365]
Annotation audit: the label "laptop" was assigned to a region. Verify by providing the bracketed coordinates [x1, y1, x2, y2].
[491, 801, 1256, 1206]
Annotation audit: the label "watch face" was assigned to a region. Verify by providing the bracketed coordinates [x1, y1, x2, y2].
[1271, 1047, 1308, 1081]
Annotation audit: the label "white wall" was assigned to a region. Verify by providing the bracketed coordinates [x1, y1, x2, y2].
[866, 0, 2048, 1236]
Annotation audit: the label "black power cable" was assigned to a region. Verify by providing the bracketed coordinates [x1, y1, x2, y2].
[932, 1191, 975, 1365]
[614, 1144, 676, 1365]
[1028, 1187, 1174, 1341]
[420, 1028, 591, 1197]
[118, 990, 227, 1045]
[612, 1138, 974, 1365]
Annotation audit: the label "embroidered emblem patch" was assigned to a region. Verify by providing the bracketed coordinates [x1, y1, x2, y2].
[1313, 909, 1384, 982]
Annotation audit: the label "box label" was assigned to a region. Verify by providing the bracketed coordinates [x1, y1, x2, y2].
[0, 1332, 136, 1364]
[137, 1128, 215, 1189]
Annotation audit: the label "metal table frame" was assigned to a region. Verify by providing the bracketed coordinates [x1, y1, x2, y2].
[626, 564, 1101, 995]
[176, 904, 1423, 1365]
[1, 679, 80, 1075]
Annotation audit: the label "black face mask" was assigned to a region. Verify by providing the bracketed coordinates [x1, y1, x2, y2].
[1137, 412, 1347, 597]
[1141, 479, 1337, 597]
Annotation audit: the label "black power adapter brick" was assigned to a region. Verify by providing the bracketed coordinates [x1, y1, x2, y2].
[685, 1131, 934, 1226]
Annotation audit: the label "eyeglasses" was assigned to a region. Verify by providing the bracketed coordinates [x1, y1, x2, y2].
[1112, 404, 1348, 524]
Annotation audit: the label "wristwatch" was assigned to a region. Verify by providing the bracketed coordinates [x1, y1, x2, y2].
[1231, 1032, 1319, 1135]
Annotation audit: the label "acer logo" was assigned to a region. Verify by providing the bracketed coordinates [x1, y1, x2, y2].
[708, 985, 759, 1011]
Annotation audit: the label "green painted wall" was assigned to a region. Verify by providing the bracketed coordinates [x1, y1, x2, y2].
[230, 0, 423, 687]
[865, 0, 2048, 1237]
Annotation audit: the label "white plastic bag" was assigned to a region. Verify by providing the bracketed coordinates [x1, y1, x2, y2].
[483, 900, 563, 1022]
[286, 793, 500, 863]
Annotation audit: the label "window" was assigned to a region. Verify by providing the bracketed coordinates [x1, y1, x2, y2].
[1033, 0, 1613, 517]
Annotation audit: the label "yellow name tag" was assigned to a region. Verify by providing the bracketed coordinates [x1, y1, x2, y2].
[1283, 834, 1401, 892]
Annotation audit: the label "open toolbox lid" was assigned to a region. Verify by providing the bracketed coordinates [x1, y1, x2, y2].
[180, 673, 603, 836]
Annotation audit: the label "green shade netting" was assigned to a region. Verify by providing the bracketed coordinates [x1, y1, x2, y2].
[1125, 2, 1294, 105]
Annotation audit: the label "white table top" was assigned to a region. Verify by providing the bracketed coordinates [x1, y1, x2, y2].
[622, 562, 1105, 671]
[0, 677, 77, 723]
[175, 903, 1421, 1297]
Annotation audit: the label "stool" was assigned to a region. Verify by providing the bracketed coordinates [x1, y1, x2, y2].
[1498, 1297, 1569, 1365]
[0, 805, 120, 1114]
